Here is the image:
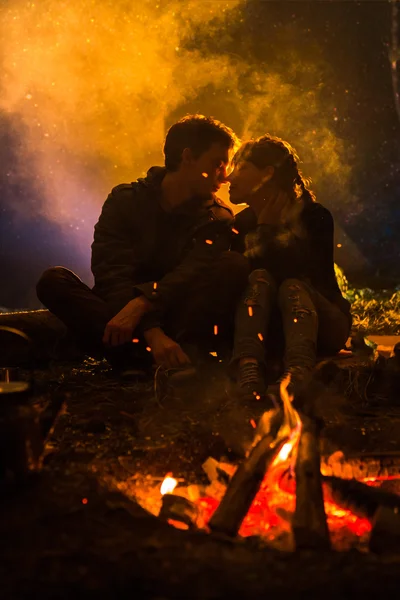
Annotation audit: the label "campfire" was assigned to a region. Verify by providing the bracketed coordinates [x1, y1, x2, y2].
[118, 374, 400, 554]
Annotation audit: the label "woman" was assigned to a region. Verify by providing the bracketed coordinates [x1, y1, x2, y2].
[229, 134, 352, 403]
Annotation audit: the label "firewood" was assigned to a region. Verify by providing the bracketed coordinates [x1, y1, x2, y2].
[208, 426, 288, 537]
[292, 414, 331, 551]
[320, 452, 400, 480]
[322, 475, 400, 520]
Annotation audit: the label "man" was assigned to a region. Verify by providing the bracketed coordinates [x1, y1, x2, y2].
[36, 115, 249, 373]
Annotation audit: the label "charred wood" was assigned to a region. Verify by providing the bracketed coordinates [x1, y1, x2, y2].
[292, 414, 331, 551]
[208, 410, 287, 537]
[322, 476, 400, 520]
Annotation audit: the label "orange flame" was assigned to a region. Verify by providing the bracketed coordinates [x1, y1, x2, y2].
[160, 475, 178, 496]
[271, 374, 302, 467]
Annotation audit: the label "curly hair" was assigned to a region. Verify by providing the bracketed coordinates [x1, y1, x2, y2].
[233, 134, 316, 206]
[164, 114, 239, 172]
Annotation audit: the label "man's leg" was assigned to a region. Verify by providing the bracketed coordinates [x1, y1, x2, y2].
[36, 267, 150, 370]
[165, 251, 250, 356]
[36, 267, 111, 352]
[230, 268, 278, 401]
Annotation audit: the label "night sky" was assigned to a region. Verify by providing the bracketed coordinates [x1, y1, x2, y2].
[0, 1, 399, 309]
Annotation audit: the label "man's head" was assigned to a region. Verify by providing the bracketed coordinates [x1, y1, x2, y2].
[164, 115, 239, 198]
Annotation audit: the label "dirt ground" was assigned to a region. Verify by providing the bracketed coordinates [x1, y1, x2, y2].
[1, 340, 400, 599]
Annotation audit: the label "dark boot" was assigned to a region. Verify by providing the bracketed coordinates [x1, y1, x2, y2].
[234, 360, 266, 402]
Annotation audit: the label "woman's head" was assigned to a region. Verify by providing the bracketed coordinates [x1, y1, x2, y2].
[228, 134, 315, 209]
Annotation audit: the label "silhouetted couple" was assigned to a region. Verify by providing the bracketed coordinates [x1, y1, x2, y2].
[37, 115, 351, 403]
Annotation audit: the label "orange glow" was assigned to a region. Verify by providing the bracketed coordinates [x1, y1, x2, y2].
[276, 442, 293, 462]
[146, 346, 152, 352]
[232, 228, 239, 234]
[201, 172, 209, 178]
[132, 338, 139, 343]
[160, 475, 178, 496]
[153, 282, 158, 290]
[258, 332, 264, 341]
[196, 465, 372, 545]
[205, 239, 213, 245]
[248, 306, 253, 317]
[167, 519, 189, 530]
[214, 325, 218, 335]
[81, 497, 88, 505]
[250, 419, 257, 428]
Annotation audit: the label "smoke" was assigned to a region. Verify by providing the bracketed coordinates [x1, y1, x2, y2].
[0, 0, 354, 278]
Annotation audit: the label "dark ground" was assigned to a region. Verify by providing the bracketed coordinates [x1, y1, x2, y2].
[1, 348, 400, 599]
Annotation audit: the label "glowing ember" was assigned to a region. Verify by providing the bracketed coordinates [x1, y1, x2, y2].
[205, 239, 213, 245]
[201, 172, 209, 178]
[160, 476, 178, 496]
[214, 325, 218, 335]
[232, 228, 239, 234]
[132, 338, 139, 343]
[258, 332, 264, 341]
[248, 306, 253, 317]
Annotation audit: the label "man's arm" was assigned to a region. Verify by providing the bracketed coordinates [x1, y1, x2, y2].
[91, 185, 162, 345]
[91, 184, 143, 314]
[133, 218, 233, 313]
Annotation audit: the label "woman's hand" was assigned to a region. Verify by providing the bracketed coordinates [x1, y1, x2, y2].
[258, 191, 291, 226]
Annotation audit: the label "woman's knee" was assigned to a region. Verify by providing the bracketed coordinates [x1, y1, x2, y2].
[278, 278, 312, 300]
[248, 269, 277, 291]
[277, 278, 316, 315]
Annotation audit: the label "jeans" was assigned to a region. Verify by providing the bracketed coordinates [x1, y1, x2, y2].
[232, 269, 351, 371]
[36, 251, 249, 366]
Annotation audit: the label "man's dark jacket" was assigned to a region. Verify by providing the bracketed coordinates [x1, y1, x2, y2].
[91, 167, 234, 328]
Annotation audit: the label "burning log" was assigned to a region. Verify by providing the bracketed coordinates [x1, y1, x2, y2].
[321, 451, 400, 480]
[292, 414, 331, 551]
[159, 493, 199, 530]
[322, 475, 400, 520]
[208, 409, 288, 537]
[323, 476, 400, 554]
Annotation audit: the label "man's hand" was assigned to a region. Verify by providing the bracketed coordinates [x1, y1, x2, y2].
[103, 296, 151, 346]
[144, 327, 191, 369]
